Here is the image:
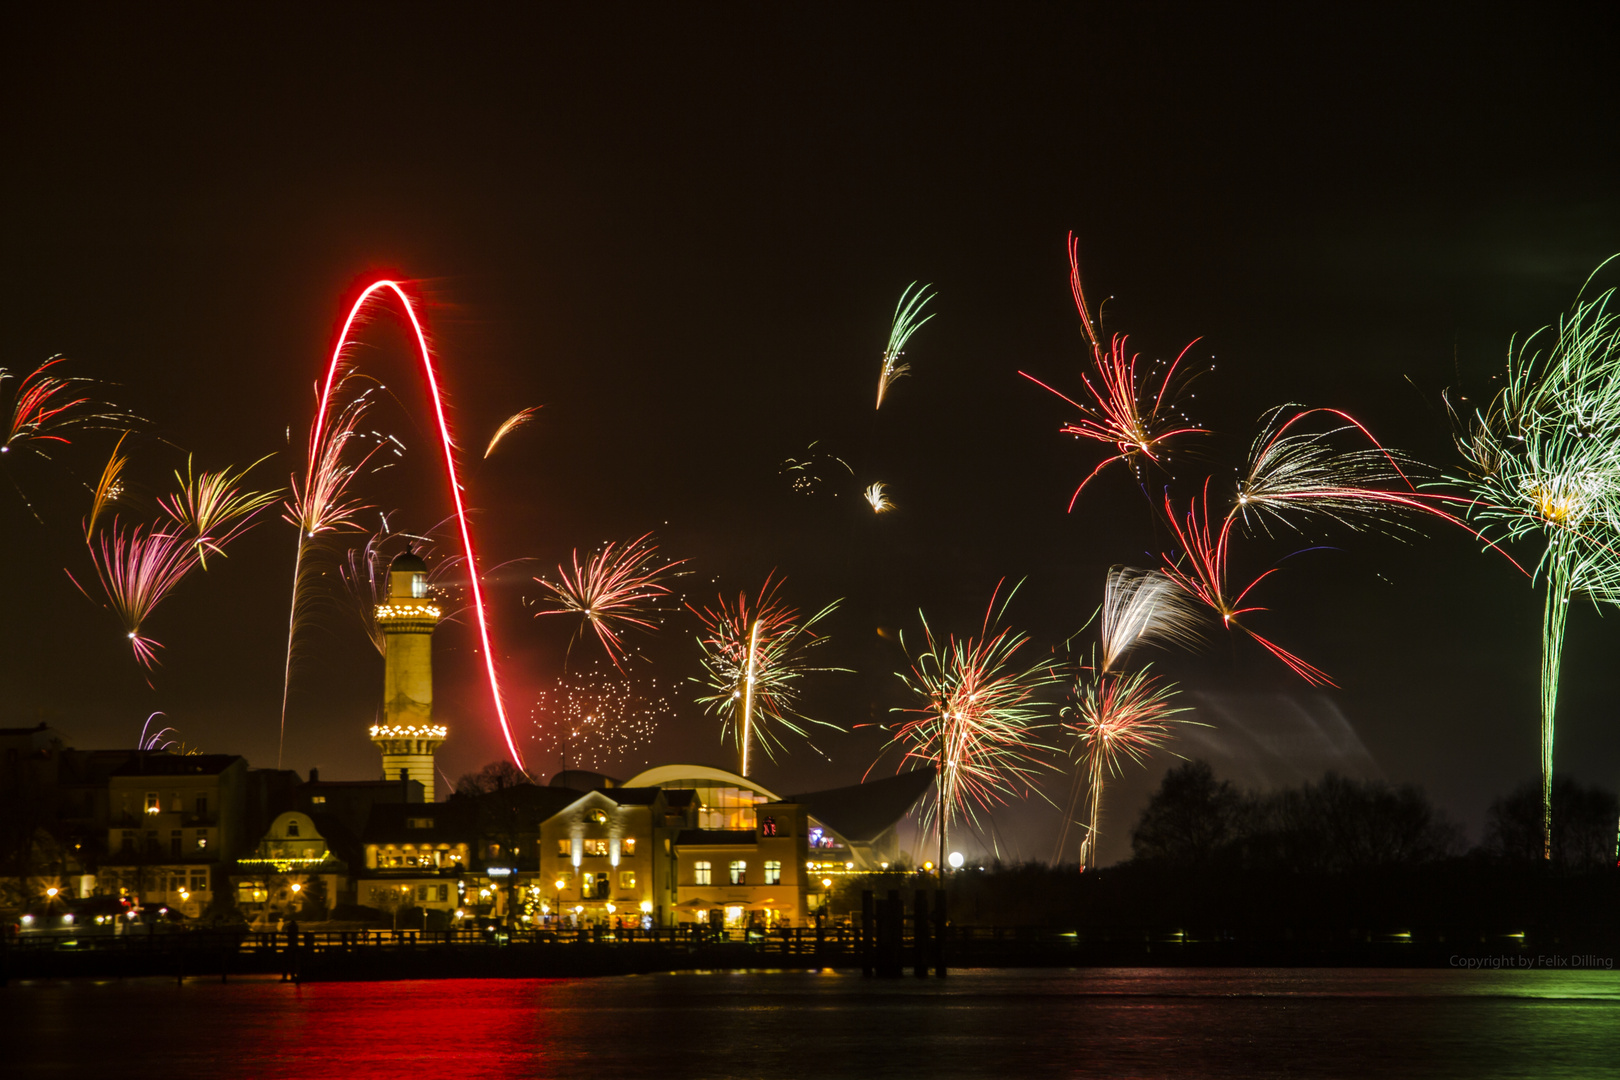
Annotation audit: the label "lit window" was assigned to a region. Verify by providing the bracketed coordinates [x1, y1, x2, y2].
[144, 792, 160, 814]
[694, 861, 711, 886]
[557, 839, 571, 856]
[408, 817, 434, 829]
[311, 795, 326, 805]
[762, 817, 777, 837]
[587, 809, 608, 825]
[729, 860, 746, 885]
[620, 871, 636, 889]
[411, 573, 428, 599]
[583, 839, 609, 857]
[764, 861, 781, 885]
[622, 837, 636, 856]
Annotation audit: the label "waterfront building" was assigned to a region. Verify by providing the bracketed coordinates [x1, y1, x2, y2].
[230, 810, 351, 926]
[369, 551, 447, 802]
[96, 753, 247, 918]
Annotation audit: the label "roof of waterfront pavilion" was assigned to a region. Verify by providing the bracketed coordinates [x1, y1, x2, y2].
[613, 764, 935, 867]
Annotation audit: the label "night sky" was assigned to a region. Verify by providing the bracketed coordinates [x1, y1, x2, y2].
[8, 6, 1620, 865]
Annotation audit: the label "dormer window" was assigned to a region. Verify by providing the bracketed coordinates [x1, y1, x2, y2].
[587, 809, 608, 825]
[286, 822, 301, 838]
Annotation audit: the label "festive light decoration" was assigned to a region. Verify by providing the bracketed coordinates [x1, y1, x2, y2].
[369, 724, 449, 739]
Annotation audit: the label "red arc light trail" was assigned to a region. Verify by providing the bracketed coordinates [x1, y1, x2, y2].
[309, 280, 525, 769]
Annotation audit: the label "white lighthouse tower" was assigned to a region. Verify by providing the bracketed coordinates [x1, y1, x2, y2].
[369, 550, 447, 801]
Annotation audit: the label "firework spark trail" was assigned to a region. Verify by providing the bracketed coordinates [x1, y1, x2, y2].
[73, 518, 201, 668]
[690, 574, 845, 776]
[138, 712, 177, 751]
[535, 533, 685, 672]
[864, 481, 894, 513]
[876, 282, 935, 409]
[1098, 565, 1204, 673]
[484, 406, 541, 459]
[337, 526, 465, 655]
[159, 455, 280, 568]
[278, 380, 383, 766]
[86, 431, 132, 538]
[529, 660, 672, 773]
[882, 581, 1060, 867]
[1020, 234, 1207, 510]
[1159, 483, 1335, 686]
[296, 281, 526, 770]
[1063, 660, 1191, 868]
[2, 357, 137, 456]
[1449, 261, 1620, 858]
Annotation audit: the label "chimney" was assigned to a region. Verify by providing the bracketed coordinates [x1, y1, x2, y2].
[309, 766, 320, 783]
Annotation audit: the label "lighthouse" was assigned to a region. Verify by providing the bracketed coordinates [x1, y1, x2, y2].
[370, 550, 447, 801]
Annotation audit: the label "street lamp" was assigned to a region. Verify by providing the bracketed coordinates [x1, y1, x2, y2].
[948, 851, 964, 870]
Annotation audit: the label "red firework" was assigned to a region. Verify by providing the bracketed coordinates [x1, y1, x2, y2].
[1021, 233, 1207, 509]
[1160, 482, 1335, 687]
[536, 533, 685, 671]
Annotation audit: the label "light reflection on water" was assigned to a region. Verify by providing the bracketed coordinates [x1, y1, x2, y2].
[8, 967, 1620, 1078]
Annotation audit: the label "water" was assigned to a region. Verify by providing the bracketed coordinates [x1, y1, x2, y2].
[6, 968, 1619, 1078]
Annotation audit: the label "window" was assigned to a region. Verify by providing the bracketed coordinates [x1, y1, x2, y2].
[411, 573, 428, 599]
[729, 860, 746, 885]
[120, 832, 134, 854]
[417, 885, 429, 902]
[619, 871, 636, 889]
[407, 817, 434, 829]
[557, 839, 572, 856]
[286, 821, 301, 838]
[622, 837, 636, 856]
[583, 839, 609, 857]
[694, 861, 712, 886]
[761, 817, 777, 837]
[195, 795, 208, 815]
[587, 809, 608, 824]
[144, 792, 159, 814]
[311, 795, 326, 805]
[764, 861, 781, 885]
[190, 873, 208, 892]
[556, 872, 573, 889]
[170, 833, 182, 857]
[437, 884, 449, 903]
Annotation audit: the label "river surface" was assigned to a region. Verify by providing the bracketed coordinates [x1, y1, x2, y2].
[5, 967, 1618, 1078]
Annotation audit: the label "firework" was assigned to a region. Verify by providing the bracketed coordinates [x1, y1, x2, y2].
[85, 431, 132, 538]
[337, 527, 464, 655]
[1063, 660, 1191, 868]
[876, 282, 935, 410]
[1098, 565, 1203, 674]
[1160, 483, 1334, 686]
[1020, 234, 1207, 510]
[1230, 404, 1467, 536]
[883, 582, 1060, 870]
[159, 455, 280, 568]
[2, 357, 136, 458]
[75, 518, 201, 668]
[1450, 261, 1620, 858]
[283, 278, 527, 772]
[864, 481, 894, 513]
[535, 533, 685, 671]
[529, 660, 671, 773]
[138, 712, 177, 751]
[779, 441, 853, 496]
[484, 406, 541, 459]
[690, 574, 845, 775]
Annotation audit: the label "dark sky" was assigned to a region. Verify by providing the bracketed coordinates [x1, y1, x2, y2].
[7, 5, 1620, 865]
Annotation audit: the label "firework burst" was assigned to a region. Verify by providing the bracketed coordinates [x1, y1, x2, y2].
[535, 533, 686, 671]
[1160, 483, 1334, 686]
[484, 406, 541, 459]
[1098, 565, 1203, 674]
[1063, 660, 1192, 868]
[74, 519, 201, 668]
[876, 282, 935, 409]
[159, 455, 280, 568]
[1020, 234, 1207, 509]
[529, 660, 672, 773]
[2, 357, 137, 459]
[1449, 260, 1620, 858]
[85, 431, 132, 538]
[883, 582, 1060, 866]
[690, 574, 845, 776]
[864, 481, 894, 513]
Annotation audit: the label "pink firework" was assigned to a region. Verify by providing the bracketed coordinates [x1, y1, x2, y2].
[1021, 234, 1207, 509]
[74, 519, 201, 668]
[1160, 482, 1334, 687]
[536, 533, 684, 671]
